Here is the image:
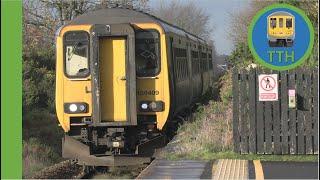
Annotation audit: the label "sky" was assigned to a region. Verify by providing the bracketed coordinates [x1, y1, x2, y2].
[149, 0, 251, 55]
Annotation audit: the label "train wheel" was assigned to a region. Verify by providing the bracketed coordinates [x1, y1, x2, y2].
[268, 40, 276, 47]
[278, 40, 285, 47]
[286, 40, 293, 47]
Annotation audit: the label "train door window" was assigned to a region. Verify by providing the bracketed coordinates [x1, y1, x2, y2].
[135, 29, 160, 77]
[286, 18, 292, 28]
[270, 18, 277, 29]
[64, 31, 89, 78]
[201, 52, 207, 71]
[191, 51, 199, 74]
[208, 53, 213, 70]
[174, 48, 188, 81]
[279, 18, 283, 28]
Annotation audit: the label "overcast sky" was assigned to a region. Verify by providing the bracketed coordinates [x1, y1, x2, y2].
[149, 0, 251, 55]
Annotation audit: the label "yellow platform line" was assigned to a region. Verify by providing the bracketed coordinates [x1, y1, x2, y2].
[253, 160, 264, 180]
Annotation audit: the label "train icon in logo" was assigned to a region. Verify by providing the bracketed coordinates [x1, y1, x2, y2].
[267, 11, 295, 47]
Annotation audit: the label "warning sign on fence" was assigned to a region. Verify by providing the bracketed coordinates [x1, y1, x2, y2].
[258, 74, 278, 101]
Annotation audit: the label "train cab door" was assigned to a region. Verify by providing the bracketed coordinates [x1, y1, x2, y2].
[90, 24, 137, 126]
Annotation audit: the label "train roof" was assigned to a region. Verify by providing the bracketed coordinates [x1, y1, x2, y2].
[268, 11, 294, 17]
[68, 8, 209, 46]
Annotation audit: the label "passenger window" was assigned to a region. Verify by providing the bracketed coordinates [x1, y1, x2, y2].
[279, 18, 283, 28]
[286, 18, 293, 28]
[64, 31, 89, 77]
[270, 18, 277, 29]
[135, 29, 160, 77]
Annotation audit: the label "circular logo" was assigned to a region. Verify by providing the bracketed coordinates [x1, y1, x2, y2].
[248, 3, 314, 70]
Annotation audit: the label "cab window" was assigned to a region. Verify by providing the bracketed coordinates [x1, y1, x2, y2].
[64, 31, 89, 78]
[135, 29, 160, 77]
[270, 18, 277, 28]
[279, 18, 283, 28]
[286, 18, 293, 28]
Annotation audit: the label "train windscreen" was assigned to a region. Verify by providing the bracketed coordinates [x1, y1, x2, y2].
[64, 31, 89, 77]
[135, 29, 160, 77]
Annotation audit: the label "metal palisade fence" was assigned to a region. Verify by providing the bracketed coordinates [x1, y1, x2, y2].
[232, 68, 318, 155]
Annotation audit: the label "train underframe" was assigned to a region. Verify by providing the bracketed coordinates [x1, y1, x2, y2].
[268, 38, 294, 47]
[62, 116, 170, 167]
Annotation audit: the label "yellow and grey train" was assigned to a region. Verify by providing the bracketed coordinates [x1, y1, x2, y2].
[55, 8, 215, 166]
[267, 11, 295, 47]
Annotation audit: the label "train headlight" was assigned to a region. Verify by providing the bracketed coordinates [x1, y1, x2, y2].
[139, 101, 164, 112]
[64, 103, 88, 114]
[69, 104, 78, 112]
[141, 103, 148, 110]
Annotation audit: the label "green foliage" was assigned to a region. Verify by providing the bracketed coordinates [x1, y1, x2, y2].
[219, 71, 233, 105]
[23, 47, 56, 112]
[227, 42, 254, 68]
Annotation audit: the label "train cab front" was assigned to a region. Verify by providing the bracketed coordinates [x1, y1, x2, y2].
[55, 22, 170, 166]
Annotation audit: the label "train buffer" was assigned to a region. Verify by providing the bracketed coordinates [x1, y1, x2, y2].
[136, 159, 318, 179]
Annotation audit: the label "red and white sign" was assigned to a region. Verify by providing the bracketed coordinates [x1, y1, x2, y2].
[259, 74, 278, 101]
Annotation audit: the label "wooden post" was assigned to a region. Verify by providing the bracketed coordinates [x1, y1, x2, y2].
[312, 69, 318, 154]
[232, 68, 240, 153]
[273, 70, 281, 154]
[280, 71, 289, 154]
[296, 70, 305, 154]
[256, 68, 265, 154]
[288, 70, 297, 154]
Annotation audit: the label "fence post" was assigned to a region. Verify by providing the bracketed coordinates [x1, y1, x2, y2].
[239, 69, 249, 154]
[296, 69, 305, 154]
[273, 70, 281, 154]
[232, 68, 240, 153]
[248, 68, 257, 153]
[256, 68, 265, 154]
[280, 71, 289, 154]
[288, 70, 297, 154]
[313, 69, 318, 154]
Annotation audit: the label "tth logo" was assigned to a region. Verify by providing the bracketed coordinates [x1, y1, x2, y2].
[248, 4, 314, 70]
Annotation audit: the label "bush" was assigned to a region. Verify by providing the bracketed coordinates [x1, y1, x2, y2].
[23, 48, 56, 113]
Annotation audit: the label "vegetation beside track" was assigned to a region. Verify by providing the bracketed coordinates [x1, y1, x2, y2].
[159, 71, 233, 158]
[23, 109, 64, 178]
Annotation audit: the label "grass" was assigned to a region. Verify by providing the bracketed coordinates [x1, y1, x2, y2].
[23, 138, 62, 178]
[23, 109, 64, 178]
[165, 151, 318, 162]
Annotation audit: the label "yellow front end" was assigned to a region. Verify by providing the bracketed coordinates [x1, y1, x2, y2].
[56, 23, 171, 132]
[56, 25, 93, 132]
[268, 15, 295, 39]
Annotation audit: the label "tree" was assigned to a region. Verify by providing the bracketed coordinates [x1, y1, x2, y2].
[153, 0, 217, 66]
[153, 0, 212, 41]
